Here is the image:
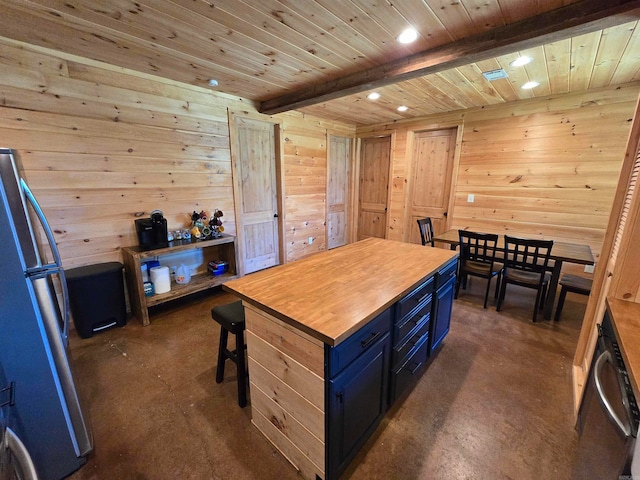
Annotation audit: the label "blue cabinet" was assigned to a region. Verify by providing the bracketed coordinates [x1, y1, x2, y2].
[327, 329, 391, 478]
[325, 258, 456, 480]
[430, 260, 456, 355]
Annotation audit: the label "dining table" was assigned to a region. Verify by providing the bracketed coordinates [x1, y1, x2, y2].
[432, 229, 595, 320]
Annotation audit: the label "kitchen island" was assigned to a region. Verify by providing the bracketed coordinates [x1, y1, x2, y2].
[223, 238, 458, 480]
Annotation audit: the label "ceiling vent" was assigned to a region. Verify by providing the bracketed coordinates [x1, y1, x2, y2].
[482, 69, 508, 81]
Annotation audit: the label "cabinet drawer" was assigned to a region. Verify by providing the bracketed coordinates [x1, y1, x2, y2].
[396, 276, 434, 321]
[435, 259, 457, 290]
[392, 315, 429, 367]
[328, 308, 392, 378]
[390, 334, 430, 404]
[394, 300, 431, 348]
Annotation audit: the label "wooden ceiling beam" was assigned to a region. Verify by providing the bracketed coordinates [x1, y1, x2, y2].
[260, 0, 640, 115]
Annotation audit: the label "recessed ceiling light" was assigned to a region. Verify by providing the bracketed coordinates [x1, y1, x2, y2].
[397, 28, 418, 44]
[367, 92, 381, 100]
[397, 105, 408, 112]
[521, 81, 539, 89]
[208, 79, 219, 87]
[510, 56, 533, 67]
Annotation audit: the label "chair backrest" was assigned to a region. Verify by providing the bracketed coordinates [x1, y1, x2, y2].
[503, 236, 554, 274]
[417, 218, 435, 246]
[458, 230, 499, 266]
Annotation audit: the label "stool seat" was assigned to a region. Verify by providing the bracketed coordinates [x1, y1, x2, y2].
[212, 300, 245, 334]
[554, 274, 593, 321]
[211, 300, 248, 408]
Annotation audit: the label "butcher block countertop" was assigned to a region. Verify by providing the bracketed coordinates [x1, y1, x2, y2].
[607, 297, 640, 398]
[223, 238, 458, 346]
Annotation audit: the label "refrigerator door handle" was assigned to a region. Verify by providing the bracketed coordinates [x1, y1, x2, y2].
[21, 178, 70, 344]
[4, 427, 39, 480]
[594, 350, 631, 438]
[20, 178, 62, 266]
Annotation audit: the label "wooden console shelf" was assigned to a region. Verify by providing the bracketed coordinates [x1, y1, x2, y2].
[122, 235, 238, 326]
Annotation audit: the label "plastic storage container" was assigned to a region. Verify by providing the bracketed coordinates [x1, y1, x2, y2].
[66, 262, 127, 338]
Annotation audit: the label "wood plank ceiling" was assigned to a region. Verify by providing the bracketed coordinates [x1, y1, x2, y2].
[2, 0, 640, 125]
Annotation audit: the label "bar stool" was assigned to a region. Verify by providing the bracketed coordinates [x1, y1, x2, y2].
[554, 274, 593, 321]
[211, 300, 248, 407]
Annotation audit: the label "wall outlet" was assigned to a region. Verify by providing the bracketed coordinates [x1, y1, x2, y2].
[584, 264, 595, 273]
[467, 194, 475, 203]
[308, 236, 313, 245]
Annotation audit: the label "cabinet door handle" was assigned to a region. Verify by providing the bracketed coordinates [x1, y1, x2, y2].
[336, 392, 343, 403]
[360, 331, 381, 349]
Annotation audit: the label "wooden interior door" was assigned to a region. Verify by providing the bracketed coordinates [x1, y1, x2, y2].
[408, 128, 456, 244]
[358, 136, 391, 240]
[232, 116, 280, 275]
[327, 135, 351, 249]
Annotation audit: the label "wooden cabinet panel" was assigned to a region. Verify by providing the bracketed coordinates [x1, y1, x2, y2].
[246, 331, 324, 411]
[244, 306, 325, 377]
[251, 387, 324, 470]
[247, 359, 325, 441]
[251, 407, 324, 480]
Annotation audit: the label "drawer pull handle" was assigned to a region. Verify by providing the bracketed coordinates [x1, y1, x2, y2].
[409, 361, 423, 375]
[416, 293, 431, 304]
[361, 331, 381, 349]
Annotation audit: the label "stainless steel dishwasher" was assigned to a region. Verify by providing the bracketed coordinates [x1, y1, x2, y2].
[572, 312, 639, 479]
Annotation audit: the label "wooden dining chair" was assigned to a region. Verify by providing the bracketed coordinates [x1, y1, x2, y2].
[417, 218, 435, 247]
[496, 236, 554, 322]
[456, 230, 503, 308]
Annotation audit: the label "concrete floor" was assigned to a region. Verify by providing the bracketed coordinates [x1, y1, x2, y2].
[67, 277, 588, 480]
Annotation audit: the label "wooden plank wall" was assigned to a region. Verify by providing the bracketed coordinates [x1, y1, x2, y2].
[280, 113, 354, 262]
[358, 83, 640, 271]
[0, 37, 354, 269]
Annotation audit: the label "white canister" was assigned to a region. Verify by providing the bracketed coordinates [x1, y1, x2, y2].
[150, 266, 171, 294]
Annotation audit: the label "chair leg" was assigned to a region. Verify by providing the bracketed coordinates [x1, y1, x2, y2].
[554, 287, 568, 322]
[235, 329, 247, 408]
[455, 274, 462, 299]
[483, 277, 492, 309]
[494, 272, 502, 299]
[216, 328, 229, 384]
[496, 279, 506, 312]
[539, 283, 548, 311]
[532, 289, 541, 322]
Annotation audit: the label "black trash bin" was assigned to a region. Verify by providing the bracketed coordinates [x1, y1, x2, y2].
[66, 262, 127, 338]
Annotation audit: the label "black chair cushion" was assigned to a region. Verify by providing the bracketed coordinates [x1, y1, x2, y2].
[211, 300, 245, 334]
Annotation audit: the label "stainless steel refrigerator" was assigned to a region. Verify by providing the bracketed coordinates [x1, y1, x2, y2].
[0, 148, 93, 480]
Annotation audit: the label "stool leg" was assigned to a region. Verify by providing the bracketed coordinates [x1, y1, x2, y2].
[554, 287, 568, 322]
[236, 329, 247, 408]
[216, 328, 229, 384]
